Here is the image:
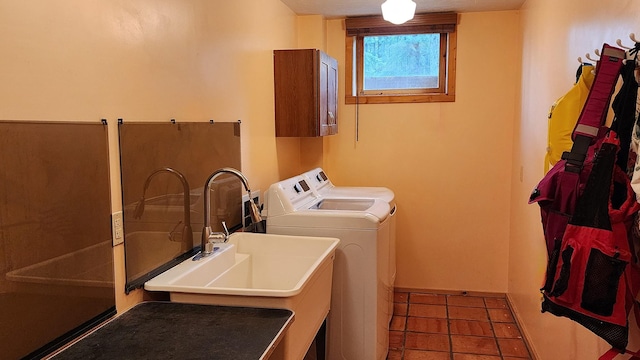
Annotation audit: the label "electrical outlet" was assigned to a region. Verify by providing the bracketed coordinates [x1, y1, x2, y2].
[112, 211, 124, 246]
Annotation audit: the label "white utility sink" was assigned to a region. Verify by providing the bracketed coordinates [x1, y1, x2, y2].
[144, 232, 339, 360]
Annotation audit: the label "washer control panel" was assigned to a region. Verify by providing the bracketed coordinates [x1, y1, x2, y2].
[293, 179, 311, 193]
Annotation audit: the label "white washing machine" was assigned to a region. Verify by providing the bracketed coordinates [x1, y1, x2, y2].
[302, 168, 397, 323]
[263, 174, 392, 360]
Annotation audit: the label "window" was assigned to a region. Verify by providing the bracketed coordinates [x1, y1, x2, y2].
[345, 13, 458, 104]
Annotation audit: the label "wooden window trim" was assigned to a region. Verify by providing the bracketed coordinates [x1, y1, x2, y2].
[345, 13, 457, 104]
[345, 13, 457, 35]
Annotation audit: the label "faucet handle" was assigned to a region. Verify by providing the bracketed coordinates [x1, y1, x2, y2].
[221, 221, 230, 238]
[207, 221, 230, 244]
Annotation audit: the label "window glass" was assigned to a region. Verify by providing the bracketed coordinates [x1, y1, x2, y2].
[363, 34, 440, 91]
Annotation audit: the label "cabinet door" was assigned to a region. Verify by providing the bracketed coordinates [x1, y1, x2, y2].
[319, 51, 338, 136]
[274, 49, 317, 137]
[274, 49, 338, 137]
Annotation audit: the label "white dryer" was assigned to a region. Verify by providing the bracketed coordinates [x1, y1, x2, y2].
[302, 167, 395, 205]
[302, 168, 397, 323]
[264, 175, 392, 360]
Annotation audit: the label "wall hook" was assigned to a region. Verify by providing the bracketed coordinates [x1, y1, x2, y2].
[616, 39, 633, 50]
[577, 56, 583, 64]
[585, 53, 598, 62]
[170, 118, 176, 124]
[630, 33, 639, 43]
[101, 119, 107, 125]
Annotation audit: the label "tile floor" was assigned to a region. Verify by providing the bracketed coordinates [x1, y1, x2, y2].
[388, 290, 533, 360]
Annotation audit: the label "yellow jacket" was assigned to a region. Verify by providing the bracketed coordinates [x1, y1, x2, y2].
[545, 64, 595, 172]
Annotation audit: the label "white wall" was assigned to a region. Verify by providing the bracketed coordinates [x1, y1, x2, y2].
[509, 0, 640, 358]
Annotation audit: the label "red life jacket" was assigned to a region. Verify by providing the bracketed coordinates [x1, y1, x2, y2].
[541, 132, 640, 351]
[530, 44, 640, 356]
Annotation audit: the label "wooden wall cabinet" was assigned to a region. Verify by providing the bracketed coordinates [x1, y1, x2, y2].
[274, 49, 338, 137]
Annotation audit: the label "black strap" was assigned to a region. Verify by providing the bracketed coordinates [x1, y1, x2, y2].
[562, 135, 592, 172]
[569, 139, 617, 229]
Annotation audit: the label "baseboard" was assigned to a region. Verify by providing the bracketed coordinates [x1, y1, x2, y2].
[393, 287, 507, 298]
[506, 293, 540, 360]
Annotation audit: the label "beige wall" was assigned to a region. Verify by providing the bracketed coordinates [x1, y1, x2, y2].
[324, 11, 521, 293]
[0, 0, 300, 311]
[4, 0, 640, 357]
[510, 0, 640, 358]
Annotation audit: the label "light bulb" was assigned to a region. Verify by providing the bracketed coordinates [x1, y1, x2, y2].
[381, 0, 417, 25]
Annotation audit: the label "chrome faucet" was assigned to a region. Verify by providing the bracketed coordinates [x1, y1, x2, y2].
[196, 167, 262, 259]
[133, 167, 193, 249]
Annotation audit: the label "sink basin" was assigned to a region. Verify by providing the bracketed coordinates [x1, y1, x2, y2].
[312, 198, 375, 210]
[144, 232, 337, 296]
[144, 232, 339, 360]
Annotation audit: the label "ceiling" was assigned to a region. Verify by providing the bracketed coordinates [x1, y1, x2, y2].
[280, 0, 526, 18]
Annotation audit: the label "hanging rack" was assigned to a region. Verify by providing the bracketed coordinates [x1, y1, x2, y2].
[577, 56, 584, 64]
[579, 33, 640, 64]
[578, 34, 639, 64]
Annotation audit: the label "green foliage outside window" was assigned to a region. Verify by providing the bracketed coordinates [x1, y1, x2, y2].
[363, 34, 440, 90]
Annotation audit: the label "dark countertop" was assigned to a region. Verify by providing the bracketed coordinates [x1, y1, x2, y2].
[51, 301, 294, 360]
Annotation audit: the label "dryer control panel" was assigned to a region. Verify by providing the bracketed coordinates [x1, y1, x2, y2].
[302, 167, 333, 193]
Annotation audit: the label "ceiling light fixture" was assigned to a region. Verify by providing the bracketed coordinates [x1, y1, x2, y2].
[381, 0, 417, 25]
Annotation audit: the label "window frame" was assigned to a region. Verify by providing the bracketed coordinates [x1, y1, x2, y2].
[345, 13, 458, 104]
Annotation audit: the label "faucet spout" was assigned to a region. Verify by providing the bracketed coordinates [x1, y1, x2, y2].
[134, 167, 193, 250]
[197, 167, 262, 259]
